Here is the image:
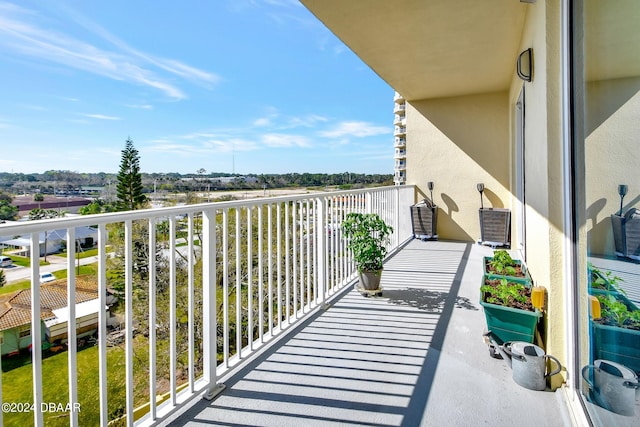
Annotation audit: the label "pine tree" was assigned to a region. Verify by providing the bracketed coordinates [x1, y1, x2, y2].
[116, 138, 147, 211]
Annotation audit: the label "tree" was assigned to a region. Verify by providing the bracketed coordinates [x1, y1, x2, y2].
[116, 138, 147, 211]
[0, 191, 17, 221]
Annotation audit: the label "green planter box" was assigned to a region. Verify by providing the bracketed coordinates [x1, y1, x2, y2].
[480, 276, 541, 346]
[590, 288, 640, 373]
[483, 256, 532, 283]
[591, 321, 640, 374]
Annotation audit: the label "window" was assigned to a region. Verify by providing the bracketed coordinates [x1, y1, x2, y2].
[574, 1, 640, 423]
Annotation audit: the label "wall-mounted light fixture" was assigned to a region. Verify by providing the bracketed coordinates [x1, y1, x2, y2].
[517, 48, 533, 82]
[427, 181, 434, 203]
[477, 183, 485, 209]
[618, 184, 629, 216]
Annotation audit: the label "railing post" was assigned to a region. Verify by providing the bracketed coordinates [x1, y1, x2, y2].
[66, 227, 79, 427]
[203, 209, 225, 400]
[30, 232, 43, 427]
[316, 197, 326, 305]
[124, 220, 134, 426]
[98, 224, 108, 426]
[394, 186, 400, 248]
[148, 217, 157, 420]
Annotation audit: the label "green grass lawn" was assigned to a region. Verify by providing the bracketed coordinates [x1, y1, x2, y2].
[2, 345, 127, 427]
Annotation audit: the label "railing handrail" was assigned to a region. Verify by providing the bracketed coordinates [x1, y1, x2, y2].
[0, 185, 413, 237]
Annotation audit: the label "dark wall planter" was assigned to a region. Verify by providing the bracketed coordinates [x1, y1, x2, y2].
[411, 200, 438, 240]
[611, 210, 640, 260]
[479, 208, 510, 247]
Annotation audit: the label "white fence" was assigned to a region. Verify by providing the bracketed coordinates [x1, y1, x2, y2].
[0, 185, 414, 426]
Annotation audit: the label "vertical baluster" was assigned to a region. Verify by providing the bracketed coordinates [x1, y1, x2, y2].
[247, 206, 253, 351]
[305, 199, 313, 309]
[124, 220, 134, 425]
[203, 209, 225, 400]
[292, 201, 298, 318]
[29, 232, 43, 427]
[258, 206, 264, 343]
[222, 209, 229, 366]
[285, 202, 290, 324]
[299, 202, 304, 313]
[267, 204, 273, 336]
[148, 218, 157, 419]
[235, 208, 242, 359]
[169, 216, 177, 404]
[276, 203, 282, 330]
[66, 227, 78, 427]
[98, 224, 108, 425]
[187, 214, 195, 391]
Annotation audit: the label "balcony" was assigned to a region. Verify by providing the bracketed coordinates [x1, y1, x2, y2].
[393, 114, 405, 126]
[394, 92, 405, 103]
[395, 149, 407, 159]
[394, 126, 407, 136]
[163, 241, 565, 426]
[0, 186, 567, 426]
[393, 103, 406, 114]
[394, 137, 406, 147]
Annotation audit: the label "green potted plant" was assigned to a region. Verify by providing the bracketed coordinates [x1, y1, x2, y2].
[484, 249, 530, 281]
[480, 275, 542, 348]
[341, 212, 393, 292]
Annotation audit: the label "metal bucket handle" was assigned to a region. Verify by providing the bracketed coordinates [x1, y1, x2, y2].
[501, 341, 525, 362]
[545, 354, 562, 378]
[582, 365, 595, 389]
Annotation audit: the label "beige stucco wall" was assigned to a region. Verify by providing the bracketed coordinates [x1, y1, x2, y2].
[585, 77, 640, 256]
[509, 0, 566, 388]
[406, 91, 511, 242]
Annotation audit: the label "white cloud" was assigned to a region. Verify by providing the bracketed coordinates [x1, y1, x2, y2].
[262, 133, 310, 148]
[320, 121, 390, 138]
[253, 117, 272, 127]
[0, 3, 220, 99]
[126, 104, 153, 110]
[82, 113, 121, 120]
[146, 137, 259, 156]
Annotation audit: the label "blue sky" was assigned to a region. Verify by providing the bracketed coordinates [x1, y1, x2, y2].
[0, 0, 393, 175]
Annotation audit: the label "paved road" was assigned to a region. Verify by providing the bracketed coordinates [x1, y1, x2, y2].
[1, 254, 100, 284]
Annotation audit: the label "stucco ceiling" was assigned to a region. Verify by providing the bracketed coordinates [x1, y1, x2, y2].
[301, 0, 529, 101]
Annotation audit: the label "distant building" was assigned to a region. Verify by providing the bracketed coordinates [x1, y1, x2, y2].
[0, 226, 97, 257]
[0, 277, 115, 356]
[12, 195, 92, 216]
[393, 91, 407, 185]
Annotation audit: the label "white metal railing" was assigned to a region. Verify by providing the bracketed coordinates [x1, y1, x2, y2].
[0, 185, 414, 426]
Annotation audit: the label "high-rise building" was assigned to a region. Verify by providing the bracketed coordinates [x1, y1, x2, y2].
[393, 91, 406, 185]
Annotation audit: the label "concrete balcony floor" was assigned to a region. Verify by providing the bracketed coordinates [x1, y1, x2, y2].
[162, 240, 569, 427]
